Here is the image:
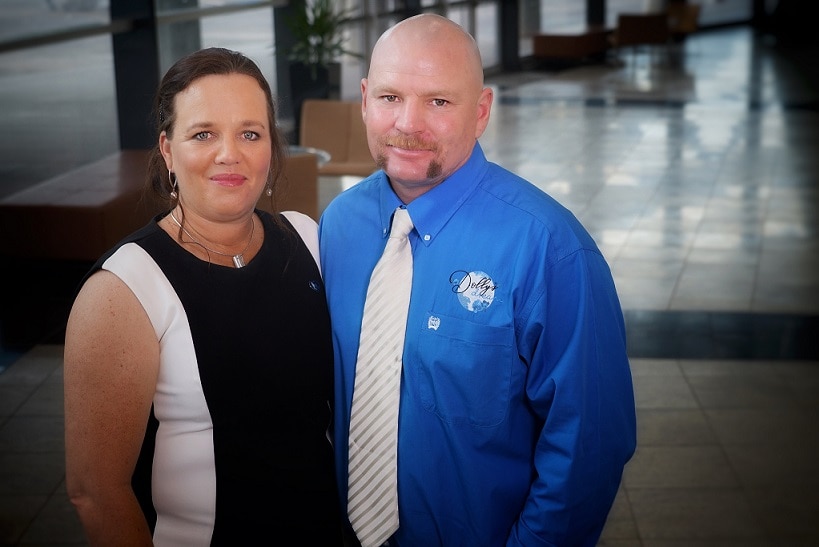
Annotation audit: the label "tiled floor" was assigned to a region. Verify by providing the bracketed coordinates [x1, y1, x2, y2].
[2, 25, 819, 546]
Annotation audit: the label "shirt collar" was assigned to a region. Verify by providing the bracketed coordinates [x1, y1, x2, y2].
[377, 141, 489, 245]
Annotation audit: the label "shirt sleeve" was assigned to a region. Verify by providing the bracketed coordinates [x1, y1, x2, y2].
[508, 248, 637, 547]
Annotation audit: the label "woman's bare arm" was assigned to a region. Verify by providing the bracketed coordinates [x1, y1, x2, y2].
[64, 269, 160, 546]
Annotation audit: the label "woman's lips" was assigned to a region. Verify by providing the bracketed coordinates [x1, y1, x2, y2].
[211, 174, 245, 187]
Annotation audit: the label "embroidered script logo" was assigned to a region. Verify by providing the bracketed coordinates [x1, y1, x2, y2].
[450, 270, 497, 312]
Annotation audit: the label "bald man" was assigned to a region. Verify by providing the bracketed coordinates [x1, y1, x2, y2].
[319, 14, 636, 547]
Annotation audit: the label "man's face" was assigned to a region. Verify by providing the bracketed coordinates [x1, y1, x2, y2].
[361, 34, 492, 202]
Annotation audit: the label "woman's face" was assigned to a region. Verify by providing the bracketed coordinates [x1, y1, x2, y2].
[160, 73, 272, 222]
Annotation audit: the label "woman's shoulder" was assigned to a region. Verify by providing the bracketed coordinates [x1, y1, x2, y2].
[280, 210, 317, 231]
[278, 210, 319, 269]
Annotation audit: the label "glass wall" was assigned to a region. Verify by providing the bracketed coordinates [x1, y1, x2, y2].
[536, 0, 585, 32]
[0, 0, 111, 44]
[0, 35, 117, 196]
[198, 7, 276, 88]
[697, 0, 753, 26]
[607, 0, 754, 27]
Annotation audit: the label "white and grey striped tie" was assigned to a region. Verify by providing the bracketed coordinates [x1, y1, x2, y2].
[347, 206, 414, 547]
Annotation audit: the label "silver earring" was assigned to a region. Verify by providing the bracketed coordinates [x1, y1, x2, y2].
[265, 185, 273, 197]
[169, 170, 178, 200]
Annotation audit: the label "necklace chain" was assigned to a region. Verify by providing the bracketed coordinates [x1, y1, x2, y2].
[168, 209, 255, 268]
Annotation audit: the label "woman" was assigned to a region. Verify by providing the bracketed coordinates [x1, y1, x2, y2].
[64, 48, 342, 545]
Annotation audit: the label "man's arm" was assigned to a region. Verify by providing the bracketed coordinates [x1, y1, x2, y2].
[509, 249, 636, 547]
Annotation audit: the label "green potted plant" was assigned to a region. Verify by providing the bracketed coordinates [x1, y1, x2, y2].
[285, 0, 362, 141]
[286, 0, 360, 78]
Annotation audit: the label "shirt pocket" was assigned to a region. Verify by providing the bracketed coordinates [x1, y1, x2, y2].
[416, 311, 515, 428]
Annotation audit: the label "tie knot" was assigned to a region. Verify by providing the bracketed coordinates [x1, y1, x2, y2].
[390, 207, 414, 239]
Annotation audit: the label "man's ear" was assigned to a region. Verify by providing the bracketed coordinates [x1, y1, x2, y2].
[361, 78, 369, 123]
[475, 87, 494, 138]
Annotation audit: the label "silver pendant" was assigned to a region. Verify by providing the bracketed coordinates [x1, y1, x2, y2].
[232, 254, 246, 268]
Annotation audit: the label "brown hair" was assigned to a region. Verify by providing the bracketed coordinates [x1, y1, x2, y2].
[146, 47, 286, 214]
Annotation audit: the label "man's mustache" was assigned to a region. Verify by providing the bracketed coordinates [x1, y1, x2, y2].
[381, 135, 437, 152]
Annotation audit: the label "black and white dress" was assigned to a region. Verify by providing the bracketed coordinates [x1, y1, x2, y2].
[86, 210, 341, 546]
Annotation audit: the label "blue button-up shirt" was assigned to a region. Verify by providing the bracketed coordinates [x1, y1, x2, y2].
[319, 142, 636, 547]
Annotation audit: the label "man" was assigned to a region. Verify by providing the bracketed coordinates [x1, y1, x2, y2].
[319, 13, 636, 547]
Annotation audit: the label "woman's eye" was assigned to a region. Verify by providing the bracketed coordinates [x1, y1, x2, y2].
[243, 131, 260, 141]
